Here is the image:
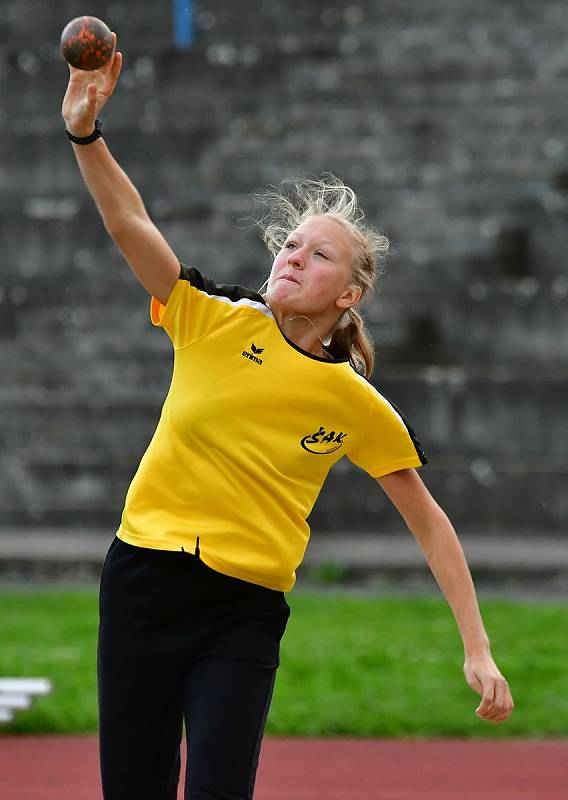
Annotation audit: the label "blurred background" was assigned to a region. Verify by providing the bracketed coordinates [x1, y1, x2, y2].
[1, 0, 567, 593]
[1, 0, 568, 746]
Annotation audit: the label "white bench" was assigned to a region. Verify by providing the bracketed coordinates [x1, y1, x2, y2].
[0, 678, 52, 723]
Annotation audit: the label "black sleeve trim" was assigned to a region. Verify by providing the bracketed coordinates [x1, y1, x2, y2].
[358, 374, 428, 466]
[178, 261, 268, 307]
[382, 393, 428, 465]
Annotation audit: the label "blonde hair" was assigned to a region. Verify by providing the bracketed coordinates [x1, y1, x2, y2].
[253, 173, 388, 378]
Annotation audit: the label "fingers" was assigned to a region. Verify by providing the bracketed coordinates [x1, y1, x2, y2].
[87, 83, 98, 109]
[464, 656, 515, 725]
[105, 32, 122, 88]
[475, 677, 515, 723]
[491, 679, 515, 722]
[475, 679, 495, 719]
[467, 672, 483, 695]
[110, 50, 123, 84]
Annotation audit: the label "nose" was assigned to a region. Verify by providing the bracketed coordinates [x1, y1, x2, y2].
[288, 247, 304, 268]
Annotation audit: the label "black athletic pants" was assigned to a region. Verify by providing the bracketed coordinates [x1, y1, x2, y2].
[97, 536, 290, 800]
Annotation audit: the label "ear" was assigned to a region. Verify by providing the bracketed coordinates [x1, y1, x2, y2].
[336, 283, 362, 310]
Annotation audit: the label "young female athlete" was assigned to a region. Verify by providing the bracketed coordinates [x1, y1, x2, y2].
[62, 34, 514, 800]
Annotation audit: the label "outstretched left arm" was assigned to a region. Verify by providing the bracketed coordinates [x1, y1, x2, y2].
[376, 468, 515, 724]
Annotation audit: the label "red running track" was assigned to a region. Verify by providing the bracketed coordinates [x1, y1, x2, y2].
[0, 736, 566, 799]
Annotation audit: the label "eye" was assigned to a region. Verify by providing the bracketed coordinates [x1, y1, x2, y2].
[284, 241, 296, 249]
[315, 251, 329, 259]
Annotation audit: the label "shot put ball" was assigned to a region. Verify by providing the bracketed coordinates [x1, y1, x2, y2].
[60, 16, 114, 71]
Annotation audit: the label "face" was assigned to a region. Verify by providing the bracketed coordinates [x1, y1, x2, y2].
[265, 215, 362, 321]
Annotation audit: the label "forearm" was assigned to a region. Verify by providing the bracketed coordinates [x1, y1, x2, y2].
[70, 137, 148, 230]
[377, 470, 514, 721]
[411, 509, 490, 657]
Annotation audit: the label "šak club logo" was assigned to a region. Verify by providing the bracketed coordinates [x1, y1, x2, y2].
[242, 342, 265, 365]
[301, 425, 348, 455]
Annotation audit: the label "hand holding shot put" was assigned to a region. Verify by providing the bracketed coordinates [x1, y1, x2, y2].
[61, 24, 122, 138]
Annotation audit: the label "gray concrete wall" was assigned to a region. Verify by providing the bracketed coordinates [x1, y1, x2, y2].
[1, 0, 566, 535]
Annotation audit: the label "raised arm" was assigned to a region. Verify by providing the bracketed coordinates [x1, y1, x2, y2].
[376, 467, 515, 724]
[61, 32, 180, 305]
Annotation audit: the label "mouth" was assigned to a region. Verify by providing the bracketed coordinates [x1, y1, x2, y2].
[279, 275, 300, 284]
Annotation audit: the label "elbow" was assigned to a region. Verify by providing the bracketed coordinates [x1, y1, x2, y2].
[101, 213, 125, 238]
[104, 213, 144, 239]
[103, 201, 151, 237]
[406, 502, 452, 550]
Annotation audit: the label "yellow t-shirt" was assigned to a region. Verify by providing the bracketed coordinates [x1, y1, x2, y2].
[116, 263, 428, 591]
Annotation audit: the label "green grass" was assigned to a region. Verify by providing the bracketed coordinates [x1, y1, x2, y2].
[1, 589, 566, 737]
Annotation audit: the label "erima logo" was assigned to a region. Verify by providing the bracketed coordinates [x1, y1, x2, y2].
[242, 342, 265, 365]
[301, 426, 348, 455]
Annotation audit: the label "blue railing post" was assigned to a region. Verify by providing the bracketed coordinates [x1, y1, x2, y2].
[174, 0, 193, 49]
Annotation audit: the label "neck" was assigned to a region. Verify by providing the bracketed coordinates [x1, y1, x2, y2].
[271, 308, 332, 359]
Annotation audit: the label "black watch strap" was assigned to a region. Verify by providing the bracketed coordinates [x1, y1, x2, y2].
[66, 118, 103, 145]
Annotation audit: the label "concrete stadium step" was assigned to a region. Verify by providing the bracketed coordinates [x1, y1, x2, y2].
[0, 452, 565, 534]
[4, 1, 563, 92]
[3, 272, 567, 365]
[2, 124, 564, 229]
[0, 204, 254, 277]
[313, 456, 568, 535]
[0, 528, 566, 592]
[1, 368, 566, 457]
[2, 193, 565, 310]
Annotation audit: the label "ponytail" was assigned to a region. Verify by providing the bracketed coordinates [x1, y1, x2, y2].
[327, 306, 375, 378]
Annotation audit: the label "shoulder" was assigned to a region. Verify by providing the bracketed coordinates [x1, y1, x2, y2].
[345, 370, 409, 422]
[343, 365, 379, 398]
[179, 262, 269, 307]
